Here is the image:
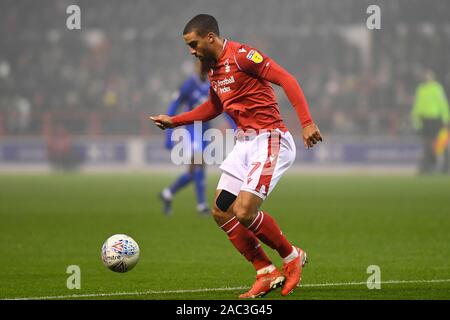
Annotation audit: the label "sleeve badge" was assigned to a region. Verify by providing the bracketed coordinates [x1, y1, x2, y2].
[246, 50, 263, 64]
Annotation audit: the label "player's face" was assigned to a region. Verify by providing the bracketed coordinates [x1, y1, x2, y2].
[184, 31, 215, 62]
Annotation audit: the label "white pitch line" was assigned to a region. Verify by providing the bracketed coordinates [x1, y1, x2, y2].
[4, 279, 450, 300]
[6, 287, 249, 301]
[300, 279, 450, 287]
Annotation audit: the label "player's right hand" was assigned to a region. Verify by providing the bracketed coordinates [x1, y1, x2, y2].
[149, 115, 174, 130]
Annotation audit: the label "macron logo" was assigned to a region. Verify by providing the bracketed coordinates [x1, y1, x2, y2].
[269, 154, 277, 164]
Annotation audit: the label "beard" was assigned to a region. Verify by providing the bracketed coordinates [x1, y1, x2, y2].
[199, 56, 215, 71]
[197, 59, 213, 80]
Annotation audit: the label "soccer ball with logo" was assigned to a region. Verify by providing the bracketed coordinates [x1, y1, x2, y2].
[101, 234, 140, 273]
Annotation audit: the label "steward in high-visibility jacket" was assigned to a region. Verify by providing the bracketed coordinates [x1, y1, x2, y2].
[411, 71, 449, 174]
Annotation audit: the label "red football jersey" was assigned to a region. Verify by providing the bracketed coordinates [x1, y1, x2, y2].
[209, 39, 287, 131]
[171, 39, 313, 131]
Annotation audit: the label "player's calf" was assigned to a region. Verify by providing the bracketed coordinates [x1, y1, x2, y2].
[214, 189, 274, 274]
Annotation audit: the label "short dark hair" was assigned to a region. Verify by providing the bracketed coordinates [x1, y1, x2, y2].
[183, 14, 220, 37]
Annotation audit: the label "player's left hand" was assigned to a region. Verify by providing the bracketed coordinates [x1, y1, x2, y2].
[302, 123, 323, 149]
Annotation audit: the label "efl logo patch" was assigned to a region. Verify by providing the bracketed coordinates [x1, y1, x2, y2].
[246, 50, 263, 64]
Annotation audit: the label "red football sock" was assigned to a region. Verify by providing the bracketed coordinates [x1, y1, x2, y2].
[247, 211, 293, 259]
[221, 216, 273, 271]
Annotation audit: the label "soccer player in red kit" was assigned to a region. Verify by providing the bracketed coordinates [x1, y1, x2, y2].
[150, 14, 322, 298]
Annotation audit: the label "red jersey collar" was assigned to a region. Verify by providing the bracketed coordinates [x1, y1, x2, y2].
[216, 38, 229, 62]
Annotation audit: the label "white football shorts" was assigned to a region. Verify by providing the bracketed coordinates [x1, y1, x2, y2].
[217, 129, 296, 199]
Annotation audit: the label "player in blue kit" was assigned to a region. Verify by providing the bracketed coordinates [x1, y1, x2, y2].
[159, 60, 236, 215]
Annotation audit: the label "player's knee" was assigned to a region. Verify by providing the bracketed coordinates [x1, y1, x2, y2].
[211, 204, 223, 221]
[233, 202, 257, 227]
[211, 203, 234, 226]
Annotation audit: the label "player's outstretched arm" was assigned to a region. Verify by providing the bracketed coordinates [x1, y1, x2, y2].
[150, 91, 223, 130]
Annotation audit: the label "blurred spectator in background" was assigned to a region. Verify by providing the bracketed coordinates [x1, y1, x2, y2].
[5, 95, 31, 134]
[1, 0, 450, 138]
[47, 124, 82, 171]
[411, 70, 449, 174]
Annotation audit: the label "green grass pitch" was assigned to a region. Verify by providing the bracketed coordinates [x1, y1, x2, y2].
[1, 173, 450, 300]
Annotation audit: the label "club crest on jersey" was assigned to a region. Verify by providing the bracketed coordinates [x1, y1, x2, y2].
[224, 59, 230, 73]
[246, 50, 263, 64]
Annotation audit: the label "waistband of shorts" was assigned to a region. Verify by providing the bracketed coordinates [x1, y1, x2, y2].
[234, 128, 286, 141]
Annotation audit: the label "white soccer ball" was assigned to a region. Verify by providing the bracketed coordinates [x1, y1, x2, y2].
[101, 234, 140, 273]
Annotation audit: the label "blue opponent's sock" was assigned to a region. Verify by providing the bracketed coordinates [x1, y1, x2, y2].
[169, 172, 193, 195]
[193, 166, 206, 206]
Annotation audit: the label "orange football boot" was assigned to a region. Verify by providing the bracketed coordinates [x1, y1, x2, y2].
[239, 268, 285, 298]
[281, 247, 308, 296]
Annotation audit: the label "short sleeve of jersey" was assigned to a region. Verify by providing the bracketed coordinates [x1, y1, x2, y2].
[233, 44, 272, 79]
